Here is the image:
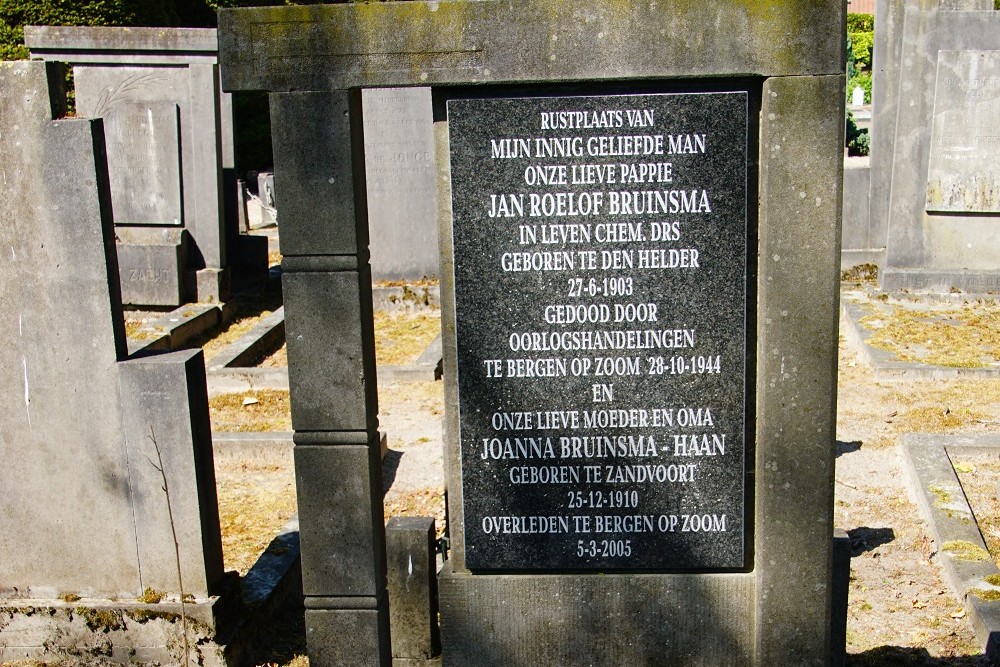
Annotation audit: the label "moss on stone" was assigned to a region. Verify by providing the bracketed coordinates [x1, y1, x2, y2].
[138, 587, 165, 604]
[127, 608, 180, 624]
[942, 540, 991, 562]
[969, 588, 1000, 602]
[76, 607, 126, 632]
[929, 484, 952, 507]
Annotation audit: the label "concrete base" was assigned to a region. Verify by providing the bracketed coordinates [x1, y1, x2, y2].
[881, 268, 1000, 295]
[195, 267, 231, 304]
[116, 227, 187, 307]
[0, 593, 234, 666]
[438, 565, 754, 666]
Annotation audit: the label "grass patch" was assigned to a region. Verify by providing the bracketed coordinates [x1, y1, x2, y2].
[861, 301, 1000, 368]
[215, 457, 297, 576]
[209, 390, 292, 433]
[124, 320, 165, 341]
[384, 487, 446, 541]
[261, 343, 287, 368]
[373, 311, 440, 366]
[200, 310, 275, 362]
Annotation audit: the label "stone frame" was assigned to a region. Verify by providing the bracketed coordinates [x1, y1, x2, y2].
[219, 2, 845, 664]
[26, 26, 235, 304]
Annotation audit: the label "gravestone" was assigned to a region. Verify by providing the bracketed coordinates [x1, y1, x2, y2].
[868, 3, 1000, 292]
[0, 60, 229, 663]
[103, 102, 184, 225]
[925, 50, 1000, 213]
[449, 93, 749, 572]
[24, 26, 261, 306]
[363, 88, 439, 281]
[219, 1, 845, 664]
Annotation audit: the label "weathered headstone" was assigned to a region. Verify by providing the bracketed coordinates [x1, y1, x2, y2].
[363, 88, 439, 281]
[869, 4, 1000, 292]
[925, 50, 1000, 213]
[219, 1, 845, 664]
[102, 101, 184, 225]
[24, 26, 264, 306]
[0, 60, 229, 663]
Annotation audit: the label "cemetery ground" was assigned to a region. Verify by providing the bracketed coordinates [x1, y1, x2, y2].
[209, 278, 1000, 666]
[5, 278, 1000, 666]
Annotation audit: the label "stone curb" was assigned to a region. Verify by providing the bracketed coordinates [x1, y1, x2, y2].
[841, 298, 1000, 380]
[207, 307, 285, 371]
[900, 433, 1000, 660]
[127, 302, 228, 356]
[212, 430, 388, 461]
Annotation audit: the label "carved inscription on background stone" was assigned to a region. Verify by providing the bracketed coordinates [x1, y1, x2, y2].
[103, 102, 184, 225]
[927, 50, 1000, 213]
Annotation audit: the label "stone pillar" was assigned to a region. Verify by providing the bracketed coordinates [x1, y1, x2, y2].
[270, 89, 390, 667]
[755, 73, 845, 664]
[386, 517, 440, 664]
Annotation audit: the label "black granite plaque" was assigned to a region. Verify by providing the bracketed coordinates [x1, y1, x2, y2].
[448, 92, 748, 571]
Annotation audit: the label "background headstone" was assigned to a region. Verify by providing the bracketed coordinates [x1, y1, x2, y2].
[867, 4, 1000, 292]
[103, 101, 183, 226]
[25, 26, 266, 306]
[925, 50, 1000, 213]
[363, 88, 439, 281]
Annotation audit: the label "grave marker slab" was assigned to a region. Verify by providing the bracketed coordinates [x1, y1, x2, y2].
[447, 92, 749, 571]
[363, 88, 439, 281]
[103, 101, 183, 225]
[926, 50, 1000, 213]
[0, 56, 223, 607]
[875, 6, 1000, 292]
[219, 1, 846, 663]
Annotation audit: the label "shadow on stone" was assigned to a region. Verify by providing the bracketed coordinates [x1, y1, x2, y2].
[848, 527, 896, 556]
[847, 645, 989, 666]
[838, 440, 864, 457]
[382, 449, 403, 493]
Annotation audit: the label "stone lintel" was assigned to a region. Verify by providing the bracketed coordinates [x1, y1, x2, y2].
[25, 26, 219, 62]
[219, 0, 844, 92]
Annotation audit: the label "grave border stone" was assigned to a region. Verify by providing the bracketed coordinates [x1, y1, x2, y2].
[218, 2, 846, 664]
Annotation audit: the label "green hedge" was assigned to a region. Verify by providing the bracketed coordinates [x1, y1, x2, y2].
[847, 13, 874, 32]
[849, 30, 873, 71]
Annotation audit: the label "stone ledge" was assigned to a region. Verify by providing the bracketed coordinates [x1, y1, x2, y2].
[900, 433, 1000, 662]
[207, 307, 286, 371]
[0, 593, 233, 666]
[841, 297, 1000, 380]
[127, 303, 227, 356]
